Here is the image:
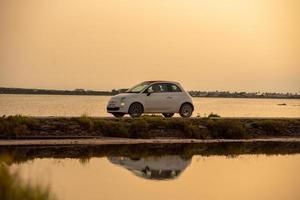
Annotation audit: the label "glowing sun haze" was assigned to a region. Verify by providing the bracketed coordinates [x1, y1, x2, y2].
[0, 0, 299, 92]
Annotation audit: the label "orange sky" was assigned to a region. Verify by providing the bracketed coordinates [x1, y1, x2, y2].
[0, 0, 299, 92]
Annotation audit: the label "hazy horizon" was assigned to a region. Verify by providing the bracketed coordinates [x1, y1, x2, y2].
[1, 85, 300, 94]
[1, 0, 299, 93]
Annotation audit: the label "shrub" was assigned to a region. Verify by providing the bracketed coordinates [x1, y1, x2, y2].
[76, 115, 94, 130]
[94, 120, 131, 137]
[0, 117, 10, 136]
[251, 120, 289, 136]
[129, 119, 149, 138]
[206, 119, 246, 139]
[8, 115, 40, 129]
[183, 124, 197, 138]
[116, 125, 130, 137]
[0, 115, 40, 138]
[166, 118, 187, 130]
[142, 115, 167, 128]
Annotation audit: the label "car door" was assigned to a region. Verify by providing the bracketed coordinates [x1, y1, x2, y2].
[165, 83, 183, 112]
[144, 83, 171, 112]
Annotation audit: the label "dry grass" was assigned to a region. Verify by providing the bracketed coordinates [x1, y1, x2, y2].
[0, 115, 40, 138]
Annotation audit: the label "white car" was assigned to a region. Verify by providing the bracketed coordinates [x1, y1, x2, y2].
[107, 81, 194, 118]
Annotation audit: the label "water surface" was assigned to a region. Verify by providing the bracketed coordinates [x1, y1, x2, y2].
[9, 154, 300, 200]
[2, 143, 300, 200]
[1, 94, 299, 117]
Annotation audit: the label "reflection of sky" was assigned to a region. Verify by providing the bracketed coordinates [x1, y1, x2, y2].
[108, 156, 192, 180]
[10, 155, 300, 200]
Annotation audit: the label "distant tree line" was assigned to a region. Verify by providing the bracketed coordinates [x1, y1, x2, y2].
[0, 87, 299, 99]
[189, 91, 300, 99]
[0, 87, 124, 96]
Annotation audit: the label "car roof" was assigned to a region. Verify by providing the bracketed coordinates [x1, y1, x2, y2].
[143, 80, 180, 85]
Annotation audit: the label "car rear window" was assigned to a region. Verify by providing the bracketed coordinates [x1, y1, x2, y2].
[167, 84, 182, 92]
[146, 83, 182, 93]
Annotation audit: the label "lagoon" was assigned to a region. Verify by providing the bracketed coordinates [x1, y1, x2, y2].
[9, 153, 300, 200]
[1, 94, 300, 117]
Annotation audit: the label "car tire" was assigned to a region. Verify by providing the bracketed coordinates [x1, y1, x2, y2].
[179, 103, 193, 118]
[162, 113, 174, 118]
[112, 113, 125, 118]
[128, 103, 143, 118]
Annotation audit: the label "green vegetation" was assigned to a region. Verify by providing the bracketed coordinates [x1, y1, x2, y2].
[0, 115, 40, 138]
[74, 115, 206, 138]
[251, 120, 291, 136]
[205, 119, 246, 139]
[0, 115, 299, 139]
[75, 114, 94, 130]
[0, 157, 55, 200]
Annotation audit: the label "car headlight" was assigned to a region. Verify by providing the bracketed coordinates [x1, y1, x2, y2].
[120, 97, 126, 107]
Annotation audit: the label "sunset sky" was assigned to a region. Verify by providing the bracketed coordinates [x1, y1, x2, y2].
[0, 0, 299, 92]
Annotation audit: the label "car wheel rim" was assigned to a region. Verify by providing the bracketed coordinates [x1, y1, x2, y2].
[131, 104, 142, 117]
[182, 106, 192, 117]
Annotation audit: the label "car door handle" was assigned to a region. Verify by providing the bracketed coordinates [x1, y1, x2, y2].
[166, 96, 172, 99]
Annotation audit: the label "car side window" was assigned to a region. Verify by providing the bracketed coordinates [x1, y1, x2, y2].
[167, 84, 182, 92]
[146, 83, 168, 93]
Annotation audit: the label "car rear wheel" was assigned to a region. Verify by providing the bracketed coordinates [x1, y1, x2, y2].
[112, 113, 125, 118]
[129, 103, 143, 118]
[162, 113, 174, 118]
[179, 103, 193, 118]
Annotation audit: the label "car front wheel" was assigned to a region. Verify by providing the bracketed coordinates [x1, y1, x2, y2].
[128, 103, 143, 118]
[162, 113, 174, 118]
[179, 103, 193, 118]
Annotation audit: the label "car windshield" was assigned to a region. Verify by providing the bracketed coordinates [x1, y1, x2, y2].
[126, 82, 152, 93]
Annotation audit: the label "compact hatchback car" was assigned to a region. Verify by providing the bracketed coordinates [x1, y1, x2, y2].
[107, 81, 194, 118]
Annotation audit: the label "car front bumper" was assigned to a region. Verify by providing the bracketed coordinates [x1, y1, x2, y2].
[106, 104, 129, 113]
[107, 107, 120, 111]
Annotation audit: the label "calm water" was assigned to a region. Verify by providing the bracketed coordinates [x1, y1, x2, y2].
[9, 154, 300, 200]
[1, 94, 300, 117]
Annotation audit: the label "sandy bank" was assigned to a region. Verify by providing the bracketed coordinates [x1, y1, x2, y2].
[1, 137, 300, 146]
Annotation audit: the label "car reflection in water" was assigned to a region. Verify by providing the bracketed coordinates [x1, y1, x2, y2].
[108, 155, 192, 180]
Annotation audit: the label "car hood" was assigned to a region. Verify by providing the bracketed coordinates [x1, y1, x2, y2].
[111, 93, 138, 100]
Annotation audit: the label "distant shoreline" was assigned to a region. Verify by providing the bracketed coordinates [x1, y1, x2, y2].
[1, 93, 300, 100]
[0, 87, 299, 99]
